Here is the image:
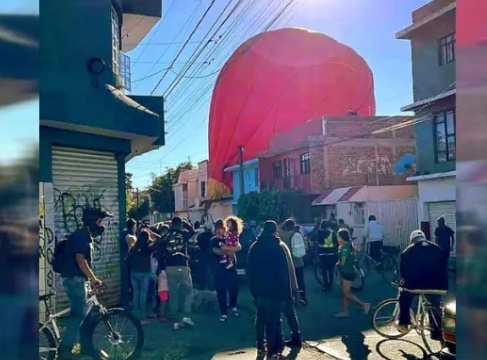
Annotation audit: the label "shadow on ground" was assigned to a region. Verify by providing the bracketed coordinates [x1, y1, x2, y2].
[140, 269, 454, 359]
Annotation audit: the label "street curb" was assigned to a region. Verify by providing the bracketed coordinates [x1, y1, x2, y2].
[305, 341, 346, 360]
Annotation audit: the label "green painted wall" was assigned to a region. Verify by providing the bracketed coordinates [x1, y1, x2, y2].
[40, 0, 164, 140]
[415, 100, 456, 175]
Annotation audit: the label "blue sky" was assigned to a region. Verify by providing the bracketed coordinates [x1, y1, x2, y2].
[0, 99, 38, 165]
[126, 0, 428, 189]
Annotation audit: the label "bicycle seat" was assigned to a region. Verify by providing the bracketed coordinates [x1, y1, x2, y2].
[402, 288, 448, 296]
[39, 292, 56, 302]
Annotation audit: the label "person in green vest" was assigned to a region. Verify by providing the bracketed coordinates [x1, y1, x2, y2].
[313, 220, 339, 292]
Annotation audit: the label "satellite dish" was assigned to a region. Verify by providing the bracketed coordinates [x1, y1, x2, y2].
[395, 153, 416, 175]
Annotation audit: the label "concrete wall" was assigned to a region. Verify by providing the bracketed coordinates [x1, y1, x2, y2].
[417, 175, 456, 221]
[410, 10, 456, 102]
[231, 165, 259, 202]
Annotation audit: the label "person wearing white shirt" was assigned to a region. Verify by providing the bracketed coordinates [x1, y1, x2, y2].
[363, 215, 384, 263]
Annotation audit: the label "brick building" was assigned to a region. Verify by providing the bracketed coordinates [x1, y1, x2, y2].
[258, 115, 416, 194]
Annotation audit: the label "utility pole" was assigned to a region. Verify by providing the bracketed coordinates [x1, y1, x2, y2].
[238, 145, 244, 198]
[136, 187, 139, 208]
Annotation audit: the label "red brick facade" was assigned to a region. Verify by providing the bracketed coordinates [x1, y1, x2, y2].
[258, 116, 416, 194]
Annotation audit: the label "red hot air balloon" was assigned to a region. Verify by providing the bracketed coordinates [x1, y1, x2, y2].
[208, 27, 376, 198]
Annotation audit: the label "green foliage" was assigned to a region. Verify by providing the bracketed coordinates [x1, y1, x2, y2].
[125, 173, 136, 216]
[127, 198, 149, 220]
[148, 161, 194, 213]
[237, 189, 308, 223]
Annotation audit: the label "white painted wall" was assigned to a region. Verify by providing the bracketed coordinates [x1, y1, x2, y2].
[417, 176, 456, 221]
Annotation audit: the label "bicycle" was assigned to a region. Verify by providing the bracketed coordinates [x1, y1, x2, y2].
[355, 242, 398, 283]
[371, 282, 446, 354]
[39, 284, 144, 360]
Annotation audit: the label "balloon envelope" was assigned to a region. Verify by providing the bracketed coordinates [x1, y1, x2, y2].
[208, 28, 376, 198]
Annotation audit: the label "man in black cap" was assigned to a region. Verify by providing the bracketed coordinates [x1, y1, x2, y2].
[59, 207, 112, 359]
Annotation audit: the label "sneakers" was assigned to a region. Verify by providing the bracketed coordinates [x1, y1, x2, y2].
[219, 315, 228, 322]
[284, 336, 302, 348]
[395, 322, 410, 334]
[174, 317, 195, 329]
[182, 317, 195, 327]
[231, 307, 239, 317]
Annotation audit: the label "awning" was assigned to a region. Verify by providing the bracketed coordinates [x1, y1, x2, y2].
[400, 89, 455, 112]
[344, 185, 418, 202]
[312, 187, 350, 206]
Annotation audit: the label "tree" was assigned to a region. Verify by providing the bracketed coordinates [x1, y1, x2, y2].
[237, 189, 308, 223]
[148, 161, 194, 213]
[125, 173, 136, 216]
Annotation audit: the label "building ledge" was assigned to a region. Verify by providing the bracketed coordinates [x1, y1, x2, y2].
[407, 171, 456, 182]
[396, 1, 456, 40]
[400, 89, 456, 112]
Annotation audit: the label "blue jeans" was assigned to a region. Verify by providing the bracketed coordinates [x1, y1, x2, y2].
[131, 272, 151, 319]
[61, 277, 88, 351]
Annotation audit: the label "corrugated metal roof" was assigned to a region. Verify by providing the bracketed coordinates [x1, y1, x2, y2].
[312, 187, 350, 206]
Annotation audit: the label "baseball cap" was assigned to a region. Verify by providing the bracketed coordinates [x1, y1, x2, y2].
[409, 230, 426, 243]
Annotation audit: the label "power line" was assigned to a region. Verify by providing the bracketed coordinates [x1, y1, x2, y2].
[132, 1, 205, 91]
[149, 0, 218, 95]
[163, 0, 247, 98]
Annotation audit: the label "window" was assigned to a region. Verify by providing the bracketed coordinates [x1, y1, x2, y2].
[273, 160, 282, 178]
[254, 168, 259, 187]
[182, 184, 188, 209]
[438, 32, 455, 66]
[300, 152, 310, 174]
[434, 109, 456, 163]
[111, 8, 120, 75]
[283, 159, 291, 177]
[200, 181, 206, 198]
[353, 203, 365, 225]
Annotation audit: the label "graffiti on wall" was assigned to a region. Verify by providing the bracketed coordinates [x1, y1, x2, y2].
[52, 187, 120, 283]
[341, 155, 393, 176]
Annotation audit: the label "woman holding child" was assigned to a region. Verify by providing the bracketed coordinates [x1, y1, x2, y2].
[211, 217, 243, 322]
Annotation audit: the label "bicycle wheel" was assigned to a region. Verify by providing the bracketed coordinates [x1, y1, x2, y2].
[420, 308, 444, 354]
[372, 299, 415, 339]
[313, 259, 324, 287]
[357, 253, 370, 277]
[39, 322, 57, 360]
[351, 266, 365, 291]
[86, 308, 144, 360]
[380, 256, 398, 283]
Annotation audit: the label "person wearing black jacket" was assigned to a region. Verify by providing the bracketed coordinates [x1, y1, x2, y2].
[314, 220, 339, 291]
[247, 220, 293, 359]
[397, 230, 448, 339]
[158, 216, 195, 329]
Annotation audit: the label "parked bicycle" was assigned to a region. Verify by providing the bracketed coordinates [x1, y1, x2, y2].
[39, 284, 144, 360]
[371, 282, 446, 354]
[355, 242, 398, 283]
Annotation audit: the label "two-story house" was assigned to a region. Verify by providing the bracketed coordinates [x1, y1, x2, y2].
[39, 0, 164, 310]
[396, 0, 456, 247]
[257, 115, 416, 222]
[173, 161, 209, 223]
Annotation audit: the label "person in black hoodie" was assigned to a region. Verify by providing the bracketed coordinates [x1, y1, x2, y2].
[247, 220, 293, 359]
[313, 220, 339, 291]
[397, 230, 448, 339]
[158, 216, 195, 329]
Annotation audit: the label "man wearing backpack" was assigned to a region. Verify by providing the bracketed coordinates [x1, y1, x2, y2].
[157, 216, 195, 329]
[56, 208, 111, 359]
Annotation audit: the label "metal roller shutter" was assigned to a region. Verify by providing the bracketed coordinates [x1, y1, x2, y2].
[428, 201, 456, 256]
[52, 146, 121, 309]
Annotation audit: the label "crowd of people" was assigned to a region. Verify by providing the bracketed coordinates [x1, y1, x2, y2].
[56, 205, 457, 359]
